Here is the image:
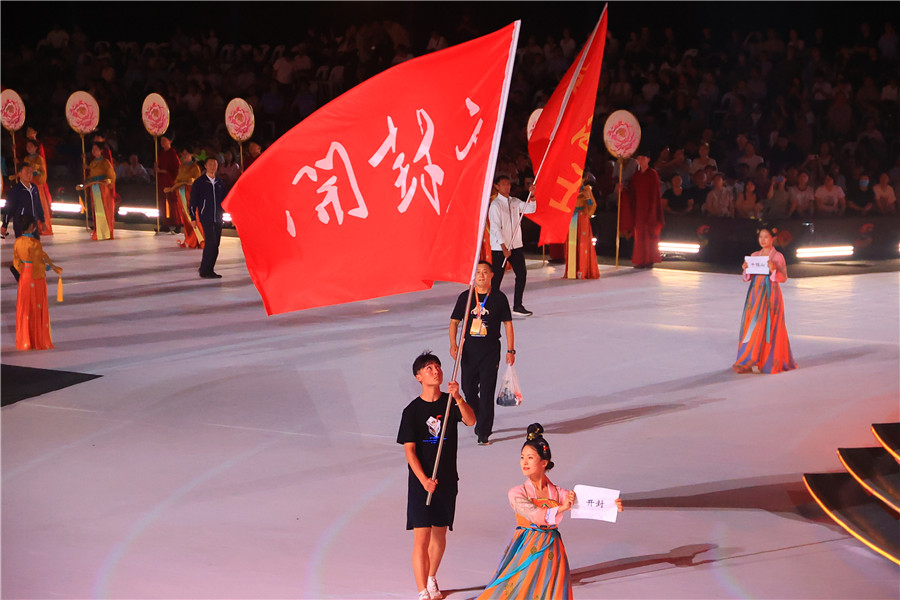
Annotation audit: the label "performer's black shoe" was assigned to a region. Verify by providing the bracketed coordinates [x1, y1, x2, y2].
[512, 305, 533, 317]
[199, 272, 222, 279]
[477, 437, 492, 446]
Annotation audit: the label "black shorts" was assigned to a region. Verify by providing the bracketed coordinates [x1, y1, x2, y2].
[407, 478, 457, 530]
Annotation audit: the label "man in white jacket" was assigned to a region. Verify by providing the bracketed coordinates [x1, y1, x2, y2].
[488, 175, 536, 316]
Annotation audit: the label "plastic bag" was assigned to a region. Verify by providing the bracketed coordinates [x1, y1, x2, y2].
[496, 364, 523, 407]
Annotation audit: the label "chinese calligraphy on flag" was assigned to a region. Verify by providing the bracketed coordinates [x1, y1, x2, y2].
[224, 23, 520, 315]
[527, 7, 608, 245]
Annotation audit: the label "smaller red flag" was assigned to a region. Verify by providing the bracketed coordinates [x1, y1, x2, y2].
[527, 7, 608, 246]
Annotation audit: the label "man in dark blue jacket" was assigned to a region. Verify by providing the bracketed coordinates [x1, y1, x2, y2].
[189, 157, 227, 279]
[2, 163, 44, 239]
[2, 163, 45, 281]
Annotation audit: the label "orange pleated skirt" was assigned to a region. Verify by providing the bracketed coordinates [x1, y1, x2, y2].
[16, 265, 54, 351]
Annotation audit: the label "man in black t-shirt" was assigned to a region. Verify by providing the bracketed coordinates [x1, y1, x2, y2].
[662, 173, 694, 214]
[449, 260, 515, 446]
[397, 351, 475, 600]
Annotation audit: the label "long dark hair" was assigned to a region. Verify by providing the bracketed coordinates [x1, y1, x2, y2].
[522, 423, 554, 470]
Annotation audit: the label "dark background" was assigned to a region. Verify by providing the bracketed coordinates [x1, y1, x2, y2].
[0, 1, 874, 53]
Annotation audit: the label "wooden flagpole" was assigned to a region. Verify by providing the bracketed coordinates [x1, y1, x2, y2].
[80, 134, 90, 230]
[154, 136, 160, 234]
[615, 158, 623, 268]
[427, 19, 521, 506]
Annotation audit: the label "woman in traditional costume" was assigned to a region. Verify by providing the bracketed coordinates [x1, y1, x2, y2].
[563, 179, 600, 279]
[478, 424, 621, 600]
[733, 224, 797, 374]
[24, 139, 53, 236]
[85, 142, 116, 240]
[13, 215, 62, 350]
[167, 149, 204, 248]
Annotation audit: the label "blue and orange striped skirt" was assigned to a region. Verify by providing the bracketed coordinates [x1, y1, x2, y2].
[477, 525, 572, 600]
[733, 275, 796, 374]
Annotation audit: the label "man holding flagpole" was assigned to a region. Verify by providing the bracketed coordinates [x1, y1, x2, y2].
[489, 175, 536, 317]
[398, 352, 476, 600]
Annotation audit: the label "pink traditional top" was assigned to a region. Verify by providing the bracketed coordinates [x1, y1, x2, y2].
[742, 248, 788, 283]
[508, 478, 571, 528]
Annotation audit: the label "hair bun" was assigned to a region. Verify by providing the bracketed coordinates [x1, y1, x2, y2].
[526, 423, 544, 441]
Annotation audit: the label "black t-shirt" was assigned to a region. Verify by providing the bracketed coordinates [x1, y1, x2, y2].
[848, 187, 874, 208]
[663, 188, 690, 212]
[397, 394, 461, 486]
[689, 185, 710, 209]
[450, 288, 512, 357]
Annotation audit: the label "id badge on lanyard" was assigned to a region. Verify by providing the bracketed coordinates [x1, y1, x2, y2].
[469, 294, 488, 337]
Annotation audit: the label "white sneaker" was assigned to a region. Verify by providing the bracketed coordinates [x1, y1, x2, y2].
[417, 590, 430, 600]
[427, 576, 443, 599]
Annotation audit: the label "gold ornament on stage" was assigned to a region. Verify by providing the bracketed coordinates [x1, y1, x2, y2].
[1, 89, 26, 132]
[225, 98, 255, 142]
[603, 110, 641, 160]
[602, 110, 642, 269]
[225, 98, 255, 168]
[141, 93, 170, 137]
[65, 91, 100, 135]
[142, 93, 171, 232]
[1, 89, 26, 182]
[66, 91, 101, 228]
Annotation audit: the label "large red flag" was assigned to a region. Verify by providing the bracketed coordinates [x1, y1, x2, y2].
[527, 7, 608, 245]
[224, 23, 520, 315]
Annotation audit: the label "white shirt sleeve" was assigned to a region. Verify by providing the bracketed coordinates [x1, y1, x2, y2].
[520, 196, 537, 215]
[489, 200, 504, 250]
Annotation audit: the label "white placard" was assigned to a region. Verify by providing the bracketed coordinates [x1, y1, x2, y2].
[570, 484, 620, 523]
[745, 255, 770, 275]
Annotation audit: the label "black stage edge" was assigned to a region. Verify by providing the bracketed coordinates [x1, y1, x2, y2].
[1, 364, 101, 407]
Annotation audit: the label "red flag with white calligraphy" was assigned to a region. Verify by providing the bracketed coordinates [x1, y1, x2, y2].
[224, 23, 520, 315]
[527, 7, 608, 245]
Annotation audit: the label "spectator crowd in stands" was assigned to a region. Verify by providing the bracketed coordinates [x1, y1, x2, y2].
[1, 13, 898, 219]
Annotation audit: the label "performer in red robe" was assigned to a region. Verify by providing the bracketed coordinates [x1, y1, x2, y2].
[620, 154, 664, 268]
[155, 136, 180, 233]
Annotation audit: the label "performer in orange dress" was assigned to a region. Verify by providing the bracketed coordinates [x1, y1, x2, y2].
[85, 142, 117, 241]
[166, 148, 204, 248]
[13, 215, 62, 351]
[93, 134, 119, 207]
[24, 139, 53, 236]
[734, 224, 797, 374]
[563, 179, 600, 279]
[478, 423, 622, 600]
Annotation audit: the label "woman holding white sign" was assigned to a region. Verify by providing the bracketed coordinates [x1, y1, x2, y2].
[477, 423, 622, 599]
[733, 224, 797, 374]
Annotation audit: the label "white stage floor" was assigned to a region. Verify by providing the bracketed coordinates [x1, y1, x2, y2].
[2, 226, 898, 599]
